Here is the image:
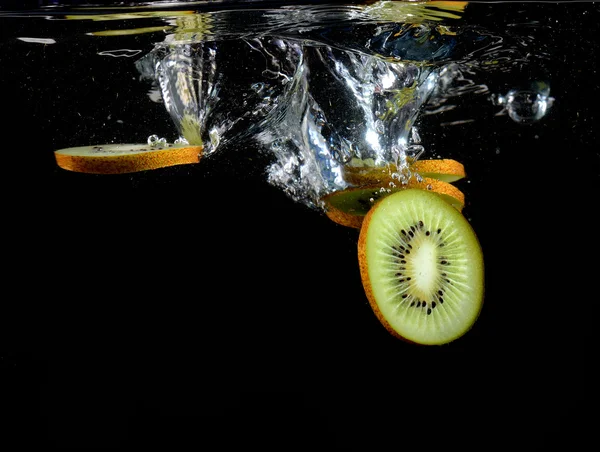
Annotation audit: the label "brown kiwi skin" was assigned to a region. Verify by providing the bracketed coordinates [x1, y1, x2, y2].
[357, 191, 483, 346]
[325, 208, 365, 229]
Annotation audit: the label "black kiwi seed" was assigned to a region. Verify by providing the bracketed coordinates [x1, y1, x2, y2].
[427, 308, 432, 315]
[410, 301, 416, 307]
[432, 302, 437, 308]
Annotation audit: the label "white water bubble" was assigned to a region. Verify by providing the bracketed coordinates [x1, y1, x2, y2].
[147, 134, 167, 147]
[407, 144, 425, 161]
[251, 82, 265, 93]
[411, 127, 421, 144]
[505, 89, 551, 123]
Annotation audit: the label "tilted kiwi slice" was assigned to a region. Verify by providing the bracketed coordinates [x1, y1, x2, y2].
[358, 189, 484, 345]
[412, 159, 465, 183]
[322, 177, 465, 229]
[54, 143, 202, 174]
[343, 158, 466, 186]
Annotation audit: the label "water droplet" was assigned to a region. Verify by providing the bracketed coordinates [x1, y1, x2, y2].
[411, 127, 421, 144]
[207, 128, 220, 149]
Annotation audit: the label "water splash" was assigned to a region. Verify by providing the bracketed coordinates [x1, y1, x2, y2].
[125, 1, 558, 210]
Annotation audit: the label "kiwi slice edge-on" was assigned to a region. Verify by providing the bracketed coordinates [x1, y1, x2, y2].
[322, 177, 465, 228]
[358, 188, 484, 345]
[343, 158, 466, 186]
[54, 143, 203, 174]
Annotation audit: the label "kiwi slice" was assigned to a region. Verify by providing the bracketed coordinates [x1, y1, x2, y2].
[322, 177, 465, 229]
[358, 189, 484, 345]
[412, 159, 466, 183]
[54, 143, 202, 174]
[343, 158, 466, 186]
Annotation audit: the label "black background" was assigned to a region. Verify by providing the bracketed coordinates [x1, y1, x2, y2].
[2, 1, 595, 449]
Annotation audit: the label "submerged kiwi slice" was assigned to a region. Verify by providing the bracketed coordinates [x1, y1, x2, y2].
[343, 158, 466, 186]
[358, 188, 484, 345]
[323, 177, 465, 229]
[54, 143, 203, 174]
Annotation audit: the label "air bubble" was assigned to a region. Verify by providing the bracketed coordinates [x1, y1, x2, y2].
[494, 81, 554, 124]
[411, 127, 421, 144]
[407, 144, 425, 161]
[251, 82, 265, 93]
[147, 134, 167, 147]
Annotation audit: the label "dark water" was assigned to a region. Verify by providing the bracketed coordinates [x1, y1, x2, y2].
[2, 1, 595, 448]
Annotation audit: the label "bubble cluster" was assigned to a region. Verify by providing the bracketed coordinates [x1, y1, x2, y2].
[147, 134, 168, 147]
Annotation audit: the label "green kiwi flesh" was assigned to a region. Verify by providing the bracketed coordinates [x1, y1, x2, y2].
[358, 188, 484, 345]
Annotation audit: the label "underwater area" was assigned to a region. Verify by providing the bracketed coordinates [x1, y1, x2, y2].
[2, 0, 596, 448]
